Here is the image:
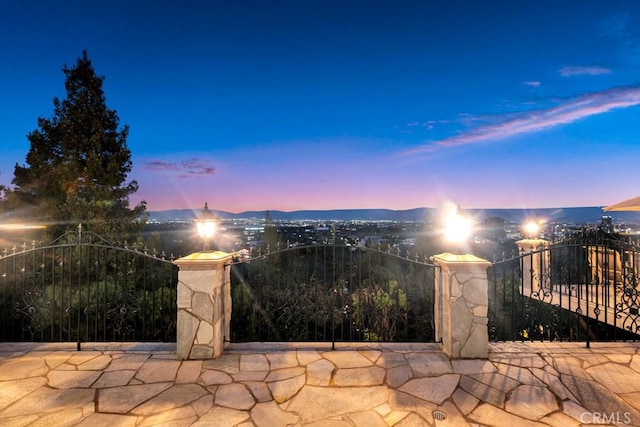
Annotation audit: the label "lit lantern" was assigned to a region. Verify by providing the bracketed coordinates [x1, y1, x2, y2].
[195, 202, 217, 251]
[442, 203, 473, 253]
[445, 211, 472, 245]
[524, 221, 540, 239]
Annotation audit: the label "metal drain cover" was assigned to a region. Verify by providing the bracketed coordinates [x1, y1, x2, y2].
[432, 410, 447, 421]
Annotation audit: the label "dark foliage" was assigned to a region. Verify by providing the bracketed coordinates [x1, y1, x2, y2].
[230, 245, 435, 343]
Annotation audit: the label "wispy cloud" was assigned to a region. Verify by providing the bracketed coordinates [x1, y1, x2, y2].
[522, 81, 541, 87]
[404, 120, 436, 130]
[400, 86, 640, 155]
[143, 160, 179, 171]
[180, 159, 216, 175]
[559, 66, 611, 76]
[142, 158, 216, 178]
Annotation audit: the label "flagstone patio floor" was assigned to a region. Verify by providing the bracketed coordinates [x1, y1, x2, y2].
[1, 341, 640, 426]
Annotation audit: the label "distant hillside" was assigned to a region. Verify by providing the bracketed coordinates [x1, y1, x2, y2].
[148, 207, 640, 223]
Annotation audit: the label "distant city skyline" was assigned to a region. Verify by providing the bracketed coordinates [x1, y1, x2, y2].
[147, 206, 640, 225]
[2, 1, 640, 213]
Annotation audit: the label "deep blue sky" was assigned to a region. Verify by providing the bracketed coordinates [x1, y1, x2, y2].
[2, 1, 640, 212]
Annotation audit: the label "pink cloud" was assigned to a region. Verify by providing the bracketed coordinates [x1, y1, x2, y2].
[142, 160, 178, 171]
[142, 158, 216, 177]
[181, 159, 216, 175]
[559, 66, 611, 76]
[401, 86, 640, 155]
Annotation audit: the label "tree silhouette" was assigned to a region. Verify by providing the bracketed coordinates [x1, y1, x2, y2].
[9, 51, 145, 240]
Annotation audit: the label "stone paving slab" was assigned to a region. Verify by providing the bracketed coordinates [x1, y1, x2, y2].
[0, 341, 639, 426]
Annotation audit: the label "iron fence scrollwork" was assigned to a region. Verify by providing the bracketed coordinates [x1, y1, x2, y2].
[488, 233, 640, 342]
[0, 224, 178, 344]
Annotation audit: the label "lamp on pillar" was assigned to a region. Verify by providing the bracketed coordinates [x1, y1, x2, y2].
[443, 205, 473, 254]
[519, 220, 549, 252]
[195, 202, 217, 251]
[524, 220, 540, 239]
[432, 203, 490, 359]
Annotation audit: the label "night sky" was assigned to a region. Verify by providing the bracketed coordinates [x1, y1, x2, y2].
[2, 1, 640, 213]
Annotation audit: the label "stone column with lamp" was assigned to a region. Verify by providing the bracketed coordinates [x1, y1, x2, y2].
[432, 206, 491, 359]
[174, 203, 233, 359]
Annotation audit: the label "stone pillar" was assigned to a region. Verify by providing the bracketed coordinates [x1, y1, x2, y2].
[174, 251, 233, 359]
[432, 253, 491, 359]
[516, 239, 550, 293]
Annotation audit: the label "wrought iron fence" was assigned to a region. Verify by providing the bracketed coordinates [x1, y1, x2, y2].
[0, 225, 178, 343]
[488, 233, 640, 342]
[230, 244, 436, 343]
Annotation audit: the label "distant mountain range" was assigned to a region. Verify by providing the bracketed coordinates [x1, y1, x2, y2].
[148, 207, 640, 224]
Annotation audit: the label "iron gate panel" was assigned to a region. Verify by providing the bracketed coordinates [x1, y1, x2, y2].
[0, 227, 178, 342]
[488, 235, 640, 342]
[230, 245, 436, 343]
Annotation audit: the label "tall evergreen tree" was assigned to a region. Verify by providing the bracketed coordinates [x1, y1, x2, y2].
[9, 51, 145, 240]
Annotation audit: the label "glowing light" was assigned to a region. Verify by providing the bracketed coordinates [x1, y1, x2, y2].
[445, 214, 472, 244]
[524, 221, 540, 237]
[0, 224, 47, 231]
[196, 220, 215, 240]
[442, 203, 473, 244]
[194, 202, 217, 250]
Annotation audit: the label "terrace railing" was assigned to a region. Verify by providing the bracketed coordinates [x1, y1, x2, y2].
[6, 223, 637, 350]
[0, 225, 178, 344]
[229, 243, 436, 343]
[488, 233, 640, 342]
